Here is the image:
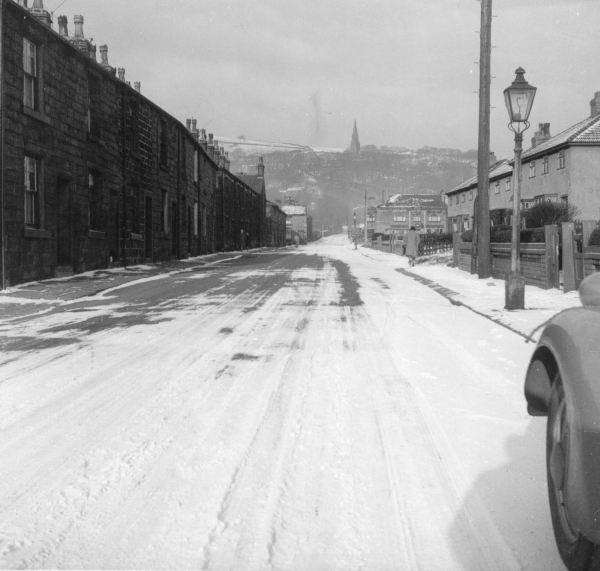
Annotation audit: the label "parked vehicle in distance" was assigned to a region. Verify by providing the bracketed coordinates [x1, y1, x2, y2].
[525, 272, 600, 570]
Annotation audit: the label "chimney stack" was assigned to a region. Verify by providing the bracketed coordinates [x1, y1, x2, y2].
[200, 129, 207, 151]
[191, 119, 199, 141]
[134, 82, 141, 93]
[58, 15, 68, 37]
[489, 151, 497, 167]
[225, 152, 230, 171]
[118, 68, 126, 81]
[186, 119, 192, 131]
[29, 0, 52, 27]
[531, 123, 551, 148]
[591, 92, 600, 117]
[257, 156, 265, 178]
[69, 15, 92, 55]
[89, 44, 97, 62]
[207, 133, 214, 160]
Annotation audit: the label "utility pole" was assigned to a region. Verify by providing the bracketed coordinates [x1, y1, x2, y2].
[475, 0, 492, 278]
[364, 190, 368, 243]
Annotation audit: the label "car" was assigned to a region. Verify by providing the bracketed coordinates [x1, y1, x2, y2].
[525, 272, 600, 570]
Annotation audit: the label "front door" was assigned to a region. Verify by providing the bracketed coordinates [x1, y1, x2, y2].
[56, 178, 71, 266]
[145, 196, 153, 260]
[171, 201, 178, 257]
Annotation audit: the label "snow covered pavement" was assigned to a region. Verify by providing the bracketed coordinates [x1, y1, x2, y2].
[0, 238, 567, 569]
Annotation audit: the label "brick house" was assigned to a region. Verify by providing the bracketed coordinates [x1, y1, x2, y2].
[282, 204, 311, 244]
[445, 93, 600, 231]
[0, 1, 267, 287]
[370, 193, 448, 238]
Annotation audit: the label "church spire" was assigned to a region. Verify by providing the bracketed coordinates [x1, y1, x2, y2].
[350, 120, 360, 153]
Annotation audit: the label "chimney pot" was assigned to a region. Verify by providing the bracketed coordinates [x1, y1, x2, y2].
[186, 119, 192, 130]
[58, 15, 68, 37]
[89, 44, 97, 62]
[74, 15, 84, 38]
[591, 92, 600, 117]
[200, 129, 207, 151]
[192, 119, 197, 132]
[134, 81, 141, 93]
[118, 68, 125, 81]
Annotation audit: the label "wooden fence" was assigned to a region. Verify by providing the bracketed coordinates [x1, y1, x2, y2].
[453, 225, 560, 290]
[562, 221, 600, 292]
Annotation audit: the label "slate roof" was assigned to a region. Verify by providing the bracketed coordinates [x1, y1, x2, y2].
[522, 114, 600, 160]
[381, 193, 446, 208]
[446, 159, 511, 195]
[236, 174, 264, 195]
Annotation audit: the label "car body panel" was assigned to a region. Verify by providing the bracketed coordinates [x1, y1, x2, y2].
[525, 306, 600, 543]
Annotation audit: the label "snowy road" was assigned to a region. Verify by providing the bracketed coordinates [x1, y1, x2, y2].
[0, 237, 562, 570]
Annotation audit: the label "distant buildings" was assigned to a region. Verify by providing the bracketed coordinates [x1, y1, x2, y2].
[349, 120, 361, 153]
[445, 92, 600, 231]
[368, 194, 448, 238]
[282, 204, 312, 244]
[265, 201, 287, 247]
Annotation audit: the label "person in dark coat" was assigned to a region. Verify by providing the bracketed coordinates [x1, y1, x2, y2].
[403, 227, 420, 266]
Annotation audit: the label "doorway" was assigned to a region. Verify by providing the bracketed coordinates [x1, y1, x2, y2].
[145, 196, 153, 260]
[56, 178, 72, 266]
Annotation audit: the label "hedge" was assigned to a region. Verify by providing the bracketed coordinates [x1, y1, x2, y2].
[461, 226, 545, 243]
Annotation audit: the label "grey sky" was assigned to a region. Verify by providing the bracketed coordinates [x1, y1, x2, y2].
[49, 0, 600, 159]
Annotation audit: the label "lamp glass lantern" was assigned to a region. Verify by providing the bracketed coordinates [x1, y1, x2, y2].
[503, 67, 537, 131]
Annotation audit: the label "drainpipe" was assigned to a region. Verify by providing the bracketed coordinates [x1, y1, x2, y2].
[176, 129, 181, 259]
[0, 0, 7, 290]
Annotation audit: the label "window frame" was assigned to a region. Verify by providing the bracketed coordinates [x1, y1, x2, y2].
[558, 150, 566, 170]
[505, 178, 512, 192]
[542, 155, 549, 175]
[23, 38, 39, 111]
[24, 154, 39, 227]
[529, 161, 536, 178]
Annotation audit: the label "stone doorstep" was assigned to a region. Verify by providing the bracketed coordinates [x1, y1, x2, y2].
[54, 265, 74, 278]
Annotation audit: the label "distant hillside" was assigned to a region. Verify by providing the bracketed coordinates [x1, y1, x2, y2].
[224, 144, 477, 234]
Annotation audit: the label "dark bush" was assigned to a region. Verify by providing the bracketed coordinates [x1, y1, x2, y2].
[461, 230, 473, 242]
[589, 228, 600, 246]
[490, 225, 512, 243]
[523, 201, 579, 228]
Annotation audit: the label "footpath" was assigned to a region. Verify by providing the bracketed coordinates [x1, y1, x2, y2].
[0, 251, 253, 320]
[359, 245, 581, 344]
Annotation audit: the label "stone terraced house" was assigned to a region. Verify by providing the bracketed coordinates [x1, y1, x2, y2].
[0, 0, 267, 287]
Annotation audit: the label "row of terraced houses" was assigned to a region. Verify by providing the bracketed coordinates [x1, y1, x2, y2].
[0, 0, 287, 288]
[445, 93, 600, 231]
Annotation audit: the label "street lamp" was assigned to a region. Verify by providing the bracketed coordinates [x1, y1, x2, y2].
[503, 67, 536, 310]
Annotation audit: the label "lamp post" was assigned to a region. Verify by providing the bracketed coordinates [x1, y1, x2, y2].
[503, 67, 537, 309]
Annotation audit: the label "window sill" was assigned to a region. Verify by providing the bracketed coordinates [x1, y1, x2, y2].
[22, 106, 51, 125]
[130, 232, 143, 242]
[89, 230, 106, 240]
[24, 227, 51, 239]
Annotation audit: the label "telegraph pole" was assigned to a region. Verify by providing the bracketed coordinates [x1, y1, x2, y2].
[475, 0, 492, 278]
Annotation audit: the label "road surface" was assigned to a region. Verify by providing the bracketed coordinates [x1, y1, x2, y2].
[0, 236, 561, 569]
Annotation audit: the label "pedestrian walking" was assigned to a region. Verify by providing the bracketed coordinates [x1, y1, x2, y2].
[245, 232, 250, 251]
[240, 229, 245, 251]
[293, 234, 300, 248]
[403, 227, 420, 267]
